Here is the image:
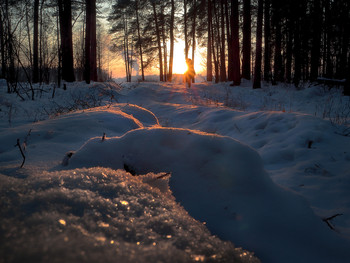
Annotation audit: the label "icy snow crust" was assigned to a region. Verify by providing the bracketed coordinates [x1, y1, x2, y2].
[0, 168, 258, 263]
[1, 79, 350, 262]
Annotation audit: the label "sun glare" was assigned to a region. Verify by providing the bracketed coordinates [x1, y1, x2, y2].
[172, 40, 204, 75]
[172, 41, 187, 74]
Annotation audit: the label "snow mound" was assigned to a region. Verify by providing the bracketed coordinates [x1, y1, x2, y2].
[0, 107, 144, 167]
[66, 127, 350, 263]
[0, 168, 259, 263]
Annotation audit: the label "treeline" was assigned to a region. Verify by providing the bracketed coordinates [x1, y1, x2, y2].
[1, 0, 350, 95]
[109, 0, 350, 94]
[0, 0, 111, 98]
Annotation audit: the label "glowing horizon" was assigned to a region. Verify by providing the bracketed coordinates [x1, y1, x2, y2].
[109, 39, 205, 79]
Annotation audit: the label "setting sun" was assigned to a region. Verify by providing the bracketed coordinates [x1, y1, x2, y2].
[172, 40, 204, 75]
[172, 41, 187, 74]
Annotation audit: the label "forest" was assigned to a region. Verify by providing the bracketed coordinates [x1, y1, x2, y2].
[1, 0, 350, 95]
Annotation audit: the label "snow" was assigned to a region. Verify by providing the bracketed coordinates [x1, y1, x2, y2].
[1, 78, 350, 262]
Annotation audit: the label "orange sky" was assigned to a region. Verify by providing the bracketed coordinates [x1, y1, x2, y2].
[109, 40, 206, 78]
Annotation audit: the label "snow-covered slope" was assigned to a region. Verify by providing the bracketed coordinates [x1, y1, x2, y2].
[1, 79, 349, 262]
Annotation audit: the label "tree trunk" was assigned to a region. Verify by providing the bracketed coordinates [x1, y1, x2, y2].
[0, 7, 6, 80]
[207, 0, 213, 82]
[324, 0, 333, 78]
[285, 12, 293, 83]
[85, 0, 97, 83]
[225, 0, 232, 81]
[263, 0, 271, 82]
[191, 0, 196, 83]
[242, 0, 251, 80]
[168, 0, 175, 82]
[310, 0, 322, 81]
[152, 2, 163, 81]
[253, 0, 263, 89]
[161, 11, 167, 82]
[6, 0, 15, 90]
[58, 0, 75, 82]
[90, 0, 97, 82]
[293, 1, 302, 88]
[231, 0, 241, 85]
[220, 0, 226, 82]
[33, 0, 39, 83]
[84, 0, 91, 84]
[272, 0, 282, 84]
[345, 50, 350, 95]
[184, 0, 189, 58]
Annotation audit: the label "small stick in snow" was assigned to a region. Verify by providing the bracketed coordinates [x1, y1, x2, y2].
[156, 172, 171, 180]
[322, 213, 343, 231]
[308, 140, 313, 149]
[14, 139, 25, 168]
[101, 133, 106, 142]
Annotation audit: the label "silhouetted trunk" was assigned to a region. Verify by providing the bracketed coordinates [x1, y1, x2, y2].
[90, 0, 97, 81]
[184, 0, 189, 58]
[84, 0, 91, 83]
[220, 0, 226, 81]
[324, 0, 333, 78]
[293, 1, 302, 88]
[242, 0, 251, 80]
[310, 0, 322, 81]
[272, 0, 282, 84]
[6, 0, 15, 89]
[345, 55, 350, 95]
[58, 0, 75, 82]
[339, 1, 350, 79]
[207, 0, 213, 82]
[152, 2, 163, 81]
[0, 7, 6, 80]
[263, 0, 271, 82]
[168, 0, 175, 81]
[161, 11, 167, 82]
[285, 11, 293, 83]
[33, 0, 39, 83]
[191, 0, 196, 62]
[225, 0, 232, 81]
[253, 0, 263, 89]
[231, 0, 240, 85]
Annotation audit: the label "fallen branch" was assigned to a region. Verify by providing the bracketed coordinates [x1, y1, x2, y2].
[15, 139, 25, 168]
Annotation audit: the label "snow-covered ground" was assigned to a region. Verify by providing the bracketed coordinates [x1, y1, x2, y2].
[0, 77, 349, 262]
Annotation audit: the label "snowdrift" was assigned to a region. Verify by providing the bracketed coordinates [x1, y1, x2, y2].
[0, 168, 258, 263]
[65, 127, 350, 263]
